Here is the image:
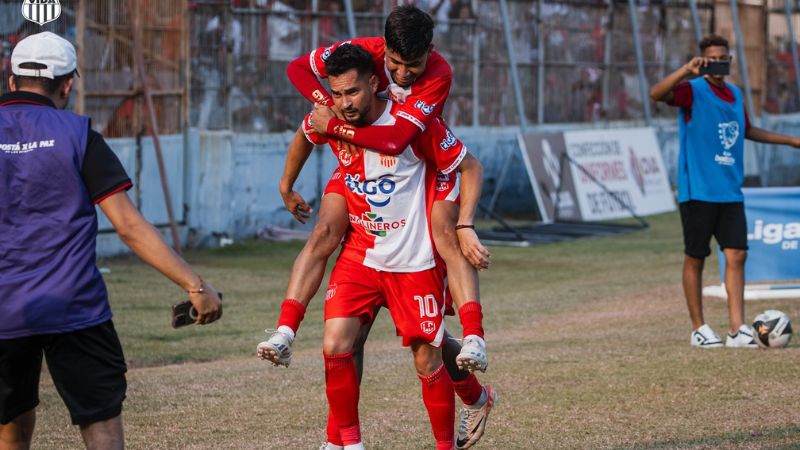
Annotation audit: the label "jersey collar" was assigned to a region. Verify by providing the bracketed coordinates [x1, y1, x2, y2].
[0, 91, 56, 108]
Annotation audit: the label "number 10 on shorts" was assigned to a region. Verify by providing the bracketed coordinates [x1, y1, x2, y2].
[415, 294, 438, 318]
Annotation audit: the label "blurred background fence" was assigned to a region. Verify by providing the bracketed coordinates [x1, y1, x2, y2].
[3, 0, 800, 249]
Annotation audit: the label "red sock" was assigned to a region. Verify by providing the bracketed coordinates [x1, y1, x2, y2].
[277, 298, 306, 332]
[458, 301, 484, 338]
[453, 373, 484, 405]
[418, 364, 455, 448]
[324, 352, 361, 445]
[326, 406, 343, 446]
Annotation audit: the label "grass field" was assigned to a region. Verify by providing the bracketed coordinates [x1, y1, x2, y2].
[31, 212, 800, 449]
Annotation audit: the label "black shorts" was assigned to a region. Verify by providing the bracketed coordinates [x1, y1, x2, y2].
[679, 200, 748, 258]
[0, 320, 127, 426]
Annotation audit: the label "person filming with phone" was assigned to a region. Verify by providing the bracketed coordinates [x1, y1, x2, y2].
[650, 34, 800, 349]
[0, 32, 222, 450]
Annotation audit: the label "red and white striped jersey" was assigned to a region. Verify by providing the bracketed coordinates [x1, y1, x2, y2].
[303, 100, 466, 272]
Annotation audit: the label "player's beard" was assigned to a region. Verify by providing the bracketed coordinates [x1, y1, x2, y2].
[345, 103, 370, 126]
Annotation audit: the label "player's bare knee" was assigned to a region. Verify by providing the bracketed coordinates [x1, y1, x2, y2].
[432, 225, 460, 259]
[322, 333, 352, 355]
[307, 222, 342, 256]
[725, 249, 747, 267]
[412, 346, 443, 376]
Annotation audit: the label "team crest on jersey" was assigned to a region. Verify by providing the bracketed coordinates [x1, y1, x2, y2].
[380, 154, 397, 168]
[420, 321, 436, 334]
[414, 100, 436, 116]
[436, 181, 450, 192]
[336, 141, 360, 167]
[21, 0, 60, 26]
[439, 129, 457, 151]
[325, 284, 337, 301]
[718, 121, 739, 150]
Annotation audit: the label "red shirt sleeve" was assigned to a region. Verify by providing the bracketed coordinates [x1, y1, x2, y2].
[286, 57, 333, 106]
[325, 52, 453, 155]
[415, 117, 466, 174]
[301, 113, 328, 146]
[668, 81, 693, 109]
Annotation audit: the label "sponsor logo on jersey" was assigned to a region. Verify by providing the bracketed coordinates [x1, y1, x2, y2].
[718, 121, 739, 150]
[714, 151, 735, 166]
[22, 0, 60, 26]
[380, 154, 397, 168]
[345, 173, 397, 207]
[414, 100, 436, 116]
[350, 212, 407, 237]
[312, 89, 327, 103]
[421, 320, 436, 334]
[333, 124, 356, 140]
[321, 46, 333, 62]
[748, 219, 800, 249]
[439, 128, 457, 151]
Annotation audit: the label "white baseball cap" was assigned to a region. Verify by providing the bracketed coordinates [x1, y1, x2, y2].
[11, 32, 79, 79]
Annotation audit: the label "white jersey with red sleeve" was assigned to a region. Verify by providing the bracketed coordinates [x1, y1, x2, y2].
[307, 37, 453, 132]
[302, 100, 466, 273]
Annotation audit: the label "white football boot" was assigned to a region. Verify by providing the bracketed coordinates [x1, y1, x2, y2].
[690, 324, 723, 348]
[256, 326, 294, 367]
[456, 335, 488, 372]
[456, 385, 497, 449]
[726, 324, 758, 348]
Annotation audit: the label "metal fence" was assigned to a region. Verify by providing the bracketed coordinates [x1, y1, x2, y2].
[0, 0, 187, 137]
[4, 1, 800, 136]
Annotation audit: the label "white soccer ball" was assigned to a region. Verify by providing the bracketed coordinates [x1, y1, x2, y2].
[752, 310, 793, 348]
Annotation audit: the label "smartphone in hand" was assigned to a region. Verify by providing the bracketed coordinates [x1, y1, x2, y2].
[699, 60, 730, 76]
[171, 292, 223, 328]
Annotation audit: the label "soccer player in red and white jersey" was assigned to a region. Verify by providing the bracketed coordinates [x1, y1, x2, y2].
[282, 43, 485, 450]
[274, 2, 488, 372]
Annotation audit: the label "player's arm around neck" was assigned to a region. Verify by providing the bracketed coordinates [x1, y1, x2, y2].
[455, 153, 491, 269]
[97, 192, 222, 323]
[650, 57, 704, 103]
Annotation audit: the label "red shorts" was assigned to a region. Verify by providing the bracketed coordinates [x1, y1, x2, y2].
[325, 258, 447, 347]
[323, 168, 459, 203]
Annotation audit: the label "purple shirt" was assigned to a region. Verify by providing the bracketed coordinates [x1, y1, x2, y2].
[0, 93, 116, 338]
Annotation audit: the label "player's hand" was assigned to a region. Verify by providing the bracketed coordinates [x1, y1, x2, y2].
[311, 103, 335, 134]
[456, 228, 491, 271]
[189, 281, 222, 325]
[684, 57, 706, 76]
[281, 190, 313, 224]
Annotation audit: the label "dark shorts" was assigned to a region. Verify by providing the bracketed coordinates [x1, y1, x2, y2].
[679, 200, 748, 258]
[0, 320, 127, 426]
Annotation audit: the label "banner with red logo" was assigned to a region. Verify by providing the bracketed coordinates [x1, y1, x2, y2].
[520, 127, 675, 222]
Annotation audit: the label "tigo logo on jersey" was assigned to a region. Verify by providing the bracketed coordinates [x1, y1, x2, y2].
[420, 321, 436, 334]
[345, 173, 396, 207]
[22, 0, 60, 26]
[321, 46, 333, 62]
[439, 129, 457, 151]
[414, 100, 436, 116]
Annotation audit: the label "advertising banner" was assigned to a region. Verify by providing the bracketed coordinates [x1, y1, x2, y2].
[563, 128, 676, 221]
[718, 187, 800, 283]
[518, 132, 581, 222]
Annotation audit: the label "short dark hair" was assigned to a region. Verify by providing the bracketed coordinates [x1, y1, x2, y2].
[14, 62, 73, 95]
[385, 5, 434, 61]
[325, 44, 375, 78]
[699, 34, 729, 52]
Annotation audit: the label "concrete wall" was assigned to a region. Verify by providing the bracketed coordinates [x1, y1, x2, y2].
[96, 120, 800, 256]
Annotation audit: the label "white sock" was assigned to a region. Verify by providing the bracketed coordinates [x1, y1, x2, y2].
[276, 325, 295, 341]
[466, 387, 488, 409]
[324, 444, 344, 450]
[343, 443, 364, 450]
